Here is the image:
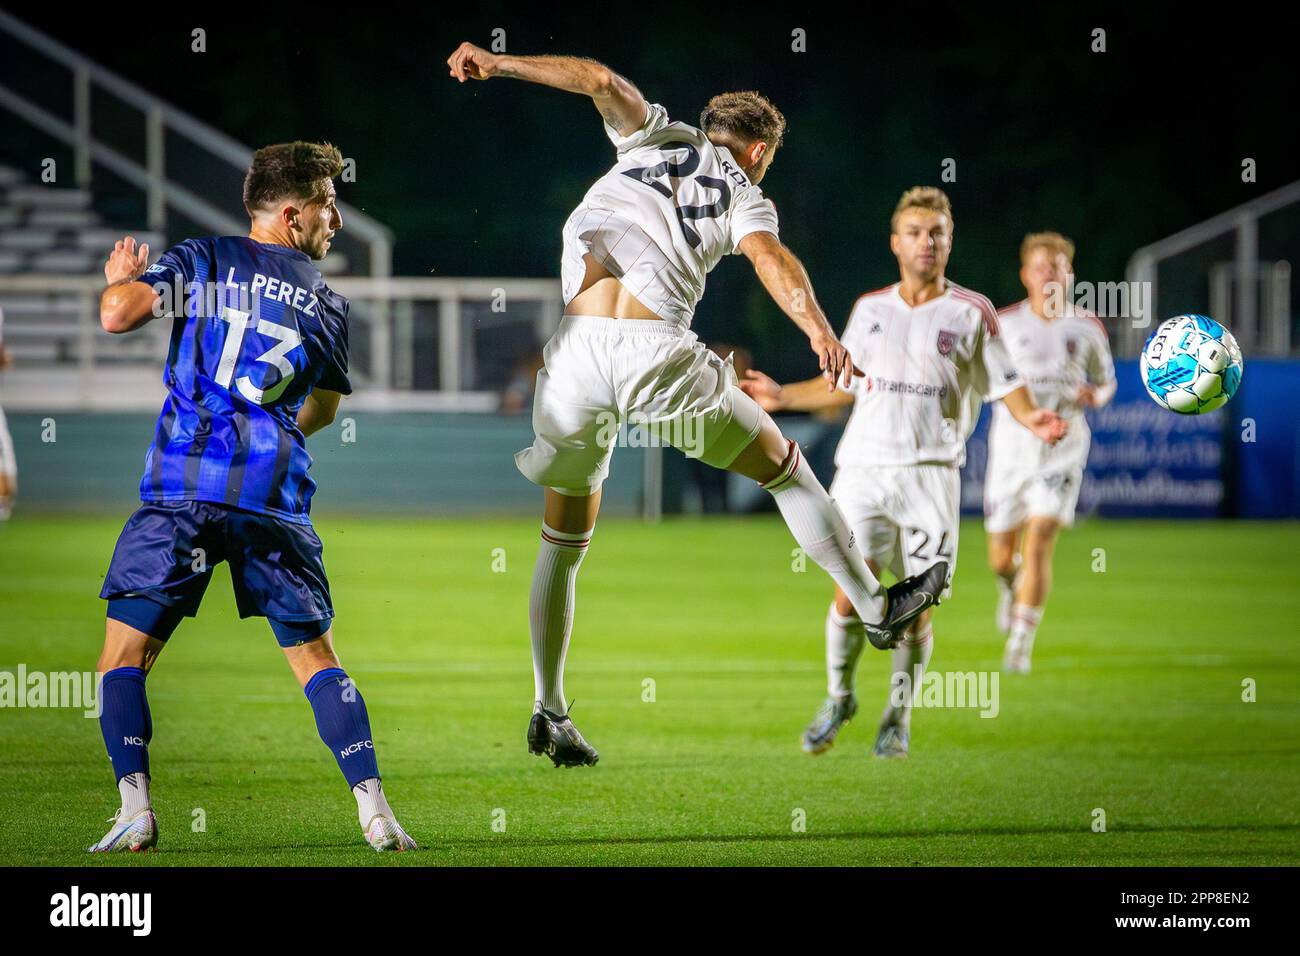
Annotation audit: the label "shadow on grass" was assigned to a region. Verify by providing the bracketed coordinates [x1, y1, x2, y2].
[429, 821, 1300, 850]
[64, 820, 1295, 857]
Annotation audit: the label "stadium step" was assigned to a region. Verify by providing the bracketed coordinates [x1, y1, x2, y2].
[30, 208, 101, 229]
[6, 185, 93, 209]
[75, 228, 166, 251]
[0, 230, 60, 251]
[29, 249, 97, 272]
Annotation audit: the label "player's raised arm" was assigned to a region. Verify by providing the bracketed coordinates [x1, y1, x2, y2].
[446, 43, 648, 135]
[739, 231, 861, 391]
[1001, 385, 1068, 445]
[99, 236, 158, 334]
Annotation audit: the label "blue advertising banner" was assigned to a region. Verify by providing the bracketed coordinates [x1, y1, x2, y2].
[1231, 358, 1300, 518]
[961, 359, 1226, 519]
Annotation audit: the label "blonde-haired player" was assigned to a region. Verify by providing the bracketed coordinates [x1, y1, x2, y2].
[986, 233, 1115, 673]
[742, 188, 1067, 758]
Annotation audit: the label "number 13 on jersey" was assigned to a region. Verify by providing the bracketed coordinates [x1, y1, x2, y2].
[215, 306, 302, 405]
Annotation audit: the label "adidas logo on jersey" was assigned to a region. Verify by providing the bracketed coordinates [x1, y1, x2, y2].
[869, 322, 882, 334]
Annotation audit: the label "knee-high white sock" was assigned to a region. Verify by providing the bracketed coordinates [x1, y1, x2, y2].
[1009, 604, 1043, 661]
[353, 777, 394, 828]
[529, 522, 591, 715]
[118, 772, 151, 817]
[763, 441, 886, 622]
[882, 621, 934, 729]
[825, 603, 866, 698]
[994, 562, 1019, 635]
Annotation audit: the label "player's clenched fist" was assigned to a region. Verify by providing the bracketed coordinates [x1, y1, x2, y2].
[104, 236, 149, 285]
[447, 41, 502, 82]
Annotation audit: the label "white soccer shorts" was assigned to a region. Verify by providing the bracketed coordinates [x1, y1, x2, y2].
[983, 466, 1084, 533]
[515, 315, 765, 495]
[828, 463, 960, 598]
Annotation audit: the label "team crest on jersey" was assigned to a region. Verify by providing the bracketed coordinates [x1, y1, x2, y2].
[1066, 337, 1078, 356]
[937, 329, 957, 356]
[869, 322, 882, 334]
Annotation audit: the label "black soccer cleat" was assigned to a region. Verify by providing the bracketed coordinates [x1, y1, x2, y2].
[864, 560, 949, 651]
[527, 702, 600, 768]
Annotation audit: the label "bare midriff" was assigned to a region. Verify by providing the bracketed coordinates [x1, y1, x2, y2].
[564, 254, 662, 320]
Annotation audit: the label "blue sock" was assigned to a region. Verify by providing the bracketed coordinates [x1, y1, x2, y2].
[98, 666, 152, 782]
[304, 667, 379, 788]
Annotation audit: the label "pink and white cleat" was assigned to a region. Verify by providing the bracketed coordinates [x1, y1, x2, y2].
[88, 808, 158, 853]
[364, 815, 417, 852]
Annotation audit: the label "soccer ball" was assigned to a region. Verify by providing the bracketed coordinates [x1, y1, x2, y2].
[1139, 314, 1244, 414]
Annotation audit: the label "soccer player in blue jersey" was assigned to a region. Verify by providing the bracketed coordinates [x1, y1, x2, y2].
[88, 142, 416, 853]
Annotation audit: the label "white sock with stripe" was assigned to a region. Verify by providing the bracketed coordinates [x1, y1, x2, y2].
[1009, 604, 1043, 662]
[118, 772, 151, 818]
[994, 561, 1019, 634]
[353, 777, 394, 828]
[762, 440, 887, 622]
[882, 621, 934, 730]
[825, 603, 866, 698]
[530, 522, 592, 715]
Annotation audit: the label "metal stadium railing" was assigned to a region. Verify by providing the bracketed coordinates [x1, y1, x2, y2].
[0, 9, 393, 279]
[0, 274, 564, 412]
[1124, 180, 1299, 358]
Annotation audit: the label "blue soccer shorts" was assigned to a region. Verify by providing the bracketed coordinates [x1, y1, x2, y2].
[100, 500, 334, 646]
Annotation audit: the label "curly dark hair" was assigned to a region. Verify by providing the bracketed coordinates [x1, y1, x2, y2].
[242, 141, 344, 213]
[700, 91, 786, 148]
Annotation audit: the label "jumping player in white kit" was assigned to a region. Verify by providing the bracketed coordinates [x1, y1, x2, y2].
[446, 43, 949, 767]
[741, 188, 1068, 758]
[986, 233, 1115, 674]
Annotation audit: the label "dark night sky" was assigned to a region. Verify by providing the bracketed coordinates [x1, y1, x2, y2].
[4, 3, 1297, 377]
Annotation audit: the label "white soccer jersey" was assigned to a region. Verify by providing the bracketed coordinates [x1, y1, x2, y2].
[835, 282, 1022, 469]
[560, 103, 780, 326]
[987, 300, 1114, 470]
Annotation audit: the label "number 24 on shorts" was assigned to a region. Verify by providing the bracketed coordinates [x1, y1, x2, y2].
[907, 528, 954, 562]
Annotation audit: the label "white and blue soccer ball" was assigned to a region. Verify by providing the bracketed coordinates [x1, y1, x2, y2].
[1140, 314, 1244, 414]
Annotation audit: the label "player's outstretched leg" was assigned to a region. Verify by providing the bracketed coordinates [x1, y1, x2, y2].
[287, 630, 416, 852]
[873, 615, 934, 759]
[526, 487, 601, 768]
[728, 418, 946, 648]
[802, 597, 864, 754]
[89, 612, 170, 853]
[1004, 516, 1057, 674]
[988, 530, 1021, 637]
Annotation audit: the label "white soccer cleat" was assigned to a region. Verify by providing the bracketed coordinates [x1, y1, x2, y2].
[88, 808, 157, 853]
[364, 814, 417, 852]
[1002, 636, 1032, 674]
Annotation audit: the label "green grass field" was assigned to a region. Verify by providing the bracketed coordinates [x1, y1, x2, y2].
[1, 514, 1297, 866]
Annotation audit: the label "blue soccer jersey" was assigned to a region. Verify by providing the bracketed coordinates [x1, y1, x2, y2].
[135, 236, 351, 522]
